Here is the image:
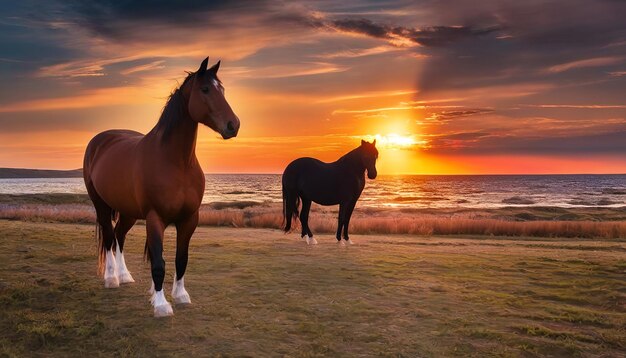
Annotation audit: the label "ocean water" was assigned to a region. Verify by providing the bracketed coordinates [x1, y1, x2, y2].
[0, 174, 625, 209]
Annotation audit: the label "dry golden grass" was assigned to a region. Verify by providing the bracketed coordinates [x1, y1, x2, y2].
[0, 204, 94, 223]
[0, 195, 625, 239]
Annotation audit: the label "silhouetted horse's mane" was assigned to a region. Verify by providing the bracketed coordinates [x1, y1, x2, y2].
[338, 146, 371, 166]
[155, 71, 223, 139]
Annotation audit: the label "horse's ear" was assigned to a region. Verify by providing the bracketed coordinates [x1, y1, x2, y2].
[372, 139, 376, 146]
[361, 139, 366, 146]
[198, 57, 209, 75]
[209, 60, 221, 74]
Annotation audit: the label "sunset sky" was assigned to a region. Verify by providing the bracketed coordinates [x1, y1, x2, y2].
[1, 0, 625, 174]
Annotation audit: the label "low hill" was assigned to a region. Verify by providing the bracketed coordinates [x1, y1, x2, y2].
[0, 167, 83, 178]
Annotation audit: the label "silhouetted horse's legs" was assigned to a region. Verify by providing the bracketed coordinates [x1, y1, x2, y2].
[114, 215, 136, 283]
[342, 199, 358, 244]
[172, 212, 198, 305]
[146, 212, 173, 317]
[336, 203, 346, 243]
[299, 198, 317, 245]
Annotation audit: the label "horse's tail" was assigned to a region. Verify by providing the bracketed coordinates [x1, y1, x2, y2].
[95, 221, 104, 275]
[282, 177, 300, 233]
[95, 209, 119, 275]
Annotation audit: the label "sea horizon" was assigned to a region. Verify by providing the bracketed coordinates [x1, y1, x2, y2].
[1, 167, 626, 176]
[2, 174, 624, 210]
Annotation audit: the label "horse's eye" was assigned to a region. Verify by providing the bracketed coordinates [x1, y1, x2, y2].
[201, 86, 209, 94]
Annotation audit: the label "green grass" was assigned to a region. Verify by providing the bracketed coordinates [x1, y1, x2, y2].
[0, 219, 624, 357]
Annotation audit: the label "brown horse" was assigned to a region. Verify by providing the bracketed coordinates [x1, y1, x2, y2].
[83, 57, 239, 317]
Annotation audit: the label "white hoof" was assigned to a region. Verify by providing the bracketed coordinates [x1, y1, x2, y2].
[103, 249, 119, 288]
[337, 240, 345, 246]
[346, 239, 355, 245]
[154, 304, 174, 318]
[151, 289, 173, 317]
[104, 276, 120, 288]
[172, 276, 191, 305]
[118, 271, 135, 284]
[306, 236, 318, 245]
[114, 247, 135, 284]
[174, 292, 191, 305]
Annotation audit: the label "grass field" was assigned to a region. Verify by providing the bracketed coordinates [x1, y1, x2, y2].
[0, 219, 624, 357]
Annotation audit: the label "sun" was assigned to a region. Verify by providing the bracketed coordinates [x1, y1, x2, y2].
[365, 133, 424, 149]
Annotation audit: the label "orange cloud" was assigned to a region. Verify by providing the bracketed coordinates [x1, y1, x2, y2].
[0, 86, 164, 113]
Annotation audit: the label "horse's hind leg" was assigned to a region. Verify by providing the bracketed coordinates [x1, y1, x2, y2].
[114, 215, 137, 284]
[86, 182, 119, 288]
[299, 198, 317, 245]
[146, 212, 173, 317]
[172, 212, 198, 305]
[95, 205, 119, 288]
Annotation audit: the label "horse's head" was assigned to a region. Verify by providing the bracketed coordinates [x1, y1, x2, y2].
[360, 139, 378, 179]
[187, 57, 240, 139]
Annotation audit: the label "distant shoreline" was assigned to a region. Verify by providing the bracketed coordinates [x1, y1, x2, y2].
[0, 168, 83, 179]
[1, 167, 625, 178]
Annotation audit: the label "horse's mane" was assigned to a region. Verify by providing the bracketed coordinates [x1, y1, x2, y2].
[155, 72, 195, 138]
[337, 146, 364, 166]
[155, 71, 223, 139]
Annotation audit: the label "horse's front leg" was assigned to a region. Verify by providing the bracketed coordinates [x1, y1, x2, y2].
[146, 212, 173, 317]
[336, 203, 345, 244]
[342, 199, 358, 244]
[114, 215, 137, 284]
[172, 212, 198, 305]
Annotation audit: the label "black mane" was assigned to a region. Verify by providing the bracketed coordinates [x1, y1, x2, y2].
[155, 72, 195, 138]
[154, 71, 222, 138]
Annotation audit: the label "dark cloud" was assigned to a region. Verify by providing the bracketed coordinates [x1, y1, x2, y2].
[414, 0, 626, 93]
[427, 130, 626, 155]
[398, 25, 501, 47]
[274, 2, 626, 106]
[62, 0, 267, 38]
[55, 0, 323, 42]
[331, 18, 391, 39]
[426, 108, 495, 122]
[329, 18, 501, 47]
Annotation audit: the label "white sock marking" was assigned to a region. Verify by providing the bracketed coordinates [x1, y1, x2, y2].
[104, 249, 119, 288]
[172, 274, 191, 305]
[150, 288, 174, 317]
[114, 243, 135, 283]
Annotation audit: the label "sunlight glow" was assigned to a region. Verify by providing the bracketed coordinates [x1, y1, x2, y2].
[366, 133, 425, 149]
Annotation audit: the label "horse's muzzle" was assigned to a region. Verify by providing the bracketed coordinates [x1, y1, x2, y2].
[221, 119, 240, 139]
[367, 170, 377, 179]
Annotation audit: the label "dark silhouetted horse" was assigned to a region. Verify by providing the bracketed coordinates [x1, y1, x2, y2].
[282, 140, 378, 245]
[83, 57, 240, 317]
